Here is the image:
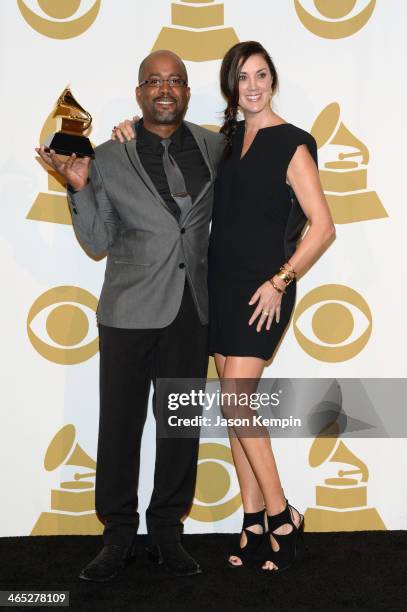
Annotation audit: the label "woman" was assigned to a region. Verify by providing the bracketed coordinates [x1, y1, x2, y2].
[208, 40, 334, 572]
[112, 41, 335, 572]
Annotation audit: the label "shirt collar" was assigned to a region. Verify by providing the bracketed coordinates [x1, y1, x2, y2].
[136, 118, 186, 153]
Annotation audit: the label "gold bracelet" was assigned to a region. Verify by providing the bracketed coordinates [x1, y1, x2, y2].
[277, 269, 294, 285]
[268, 278, 285, 294]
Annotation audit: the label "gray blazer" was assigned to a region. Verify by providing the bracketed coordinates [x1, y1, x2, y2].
[67, 122, 225, 329]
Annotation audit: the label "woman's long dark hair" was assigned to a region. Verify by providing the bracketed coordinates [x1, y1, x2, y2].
[220, 41, 279, 153]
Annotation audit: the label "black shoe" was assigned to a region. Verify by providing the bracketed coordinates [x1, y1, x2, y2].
[146, 529, 202, 577]
[262, 499, 305, 573]
[79, 543, 136, 582]
[228, 508, 266, 568]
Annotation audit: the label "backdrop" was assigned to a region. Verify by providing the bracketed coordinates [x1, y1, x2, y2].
[1, 0, 406, 537]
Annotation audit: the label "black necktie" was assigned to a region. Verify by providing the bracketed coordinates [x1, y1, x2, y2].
[161, 138, 192, 224]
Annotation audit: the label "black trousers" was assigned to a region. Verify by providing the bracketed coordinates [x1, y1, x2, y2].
[95, 282, 208, 546]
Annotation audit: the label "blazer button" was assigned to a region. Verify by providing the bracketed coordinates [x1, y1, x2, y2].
[179, 263, 185, 269]
[181, 228, 186, 234]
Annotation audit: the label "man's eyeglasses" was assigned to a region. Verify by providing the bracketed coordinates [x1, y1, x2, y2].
[139, 78, 188, 88]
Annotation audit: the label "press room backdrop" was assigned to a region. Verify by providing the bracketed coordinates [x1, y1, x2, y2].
[1, 0, 406, 537]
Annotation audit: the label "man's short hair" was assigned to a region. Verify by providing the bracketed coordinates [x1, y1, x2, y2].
[138, 50, 188, 83]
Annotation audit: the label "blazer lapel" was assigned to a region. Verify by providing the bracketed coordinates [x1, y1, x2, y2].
[184, 121, 214, 208]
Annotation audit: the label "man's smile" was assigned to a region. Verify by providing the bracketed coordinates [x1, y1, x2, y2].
[154, 97, 177, 109]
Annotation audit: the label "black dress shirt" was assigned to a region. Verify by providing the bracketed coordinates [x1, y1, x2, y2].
[136, 119, 210, 221]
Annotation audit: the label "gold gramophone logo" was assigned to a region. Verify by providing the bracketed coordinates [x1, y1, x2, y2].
[311, 103, 387, 224]
[32, 425, 103, 535]
[294, 0, 376, 39]
[17, 0, 101, 39]
[28, 87, 93, 226]
[304, 422, 385, 531]
[189, 443, 241, 522]
[27, 286, 99, 365]
[207, 358, 219, 380]
[293, 284, 372, 362]
[152, 0, 239, 62]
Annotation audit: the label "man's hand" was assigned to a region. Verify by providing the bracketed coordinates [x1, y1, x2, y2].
[111, 116, 138, 142]
[35, 145, 91, 191]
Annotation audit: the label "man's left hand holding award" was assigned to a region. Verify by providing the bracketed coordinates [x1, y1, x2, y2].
[36, 86, 93, 191]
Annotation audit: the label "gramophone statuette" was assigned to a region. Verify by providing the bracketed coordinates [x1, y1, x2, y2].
[47, 86, 94, 158]
[310, 102, 387, 224]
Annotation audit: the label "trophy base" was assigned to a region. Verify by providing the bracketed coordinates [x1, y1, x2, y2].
[320, 167, 367, 192]
[304, 506, 386, 532]
[325, 190, 388, 224]
[31, 511, 103, 536]
[316, 484, 367, 508]
[26, 192, 72, 226]
[49, 132, 94, 158]
[51, 487, 95, 513]
[151, 27, 239, 62]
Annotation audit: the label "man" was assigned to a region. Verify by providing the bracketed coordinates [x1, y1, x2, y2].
[36, 50, 224, 581]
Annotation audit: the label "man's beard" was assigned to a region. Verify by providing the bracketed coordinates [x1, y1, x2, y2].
[151, 97, 185, 124]
[152, 109, 181, 124]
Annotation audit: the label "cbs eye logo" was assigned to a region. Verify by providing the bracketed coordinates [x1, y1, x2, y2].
[189, 443, 242, 522]
[293, 284, 372, 362]
[17, 0, 101, 39]
[27, 286, 99, 365]
[294, 0, 376, 39]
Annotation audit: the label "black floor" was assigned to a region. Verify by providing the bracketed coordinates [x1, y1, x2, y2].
[0, 532, 406, 611]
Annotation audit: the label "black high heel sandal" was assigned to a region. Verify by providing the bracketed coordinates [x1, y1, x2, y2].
[262, 499, 304, 573]
[228, 509, 266, 568]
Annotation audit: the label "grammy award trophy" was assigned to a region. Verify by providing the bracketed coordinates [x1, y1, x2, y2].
[47, 86, 94, 158]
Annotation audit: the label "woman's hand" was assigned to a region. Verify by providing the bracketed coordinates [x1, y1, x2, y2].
[111, 116, 139, 142]
[248, 277, 286, 332]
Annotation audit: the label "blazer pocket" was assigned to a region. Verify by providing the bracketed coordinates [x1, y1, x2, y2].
[113, 259, 152, 267]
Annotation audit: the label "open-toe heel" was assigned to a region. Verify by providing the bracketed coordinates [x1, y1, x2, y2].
[262, 499, 304, 573]
[228, 509, 265, 568]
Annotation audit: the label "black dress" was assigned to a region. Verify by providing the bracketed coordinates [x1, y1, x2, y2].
[208, 121, 318, 360]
